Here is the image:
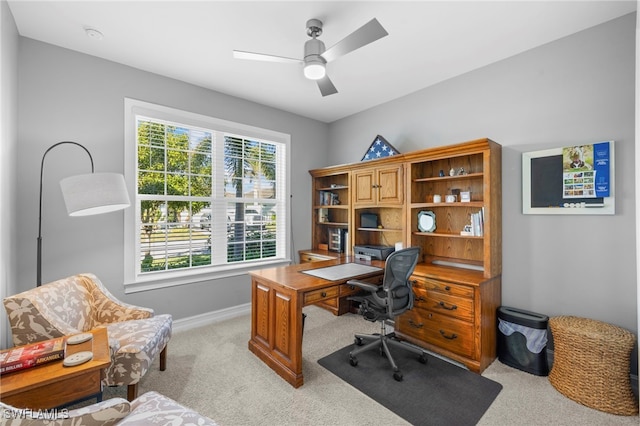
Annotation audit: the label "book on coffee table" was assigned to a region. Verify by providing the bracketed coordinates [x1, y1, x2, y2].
[0, 337, 67, 375]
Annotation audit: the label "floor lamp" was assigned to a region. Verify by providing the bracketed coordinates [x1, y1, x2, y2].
[37, 141, 130, 286]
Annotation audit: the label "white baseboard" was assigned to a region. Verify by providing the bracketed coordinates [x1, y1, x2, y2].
[172, 303, 251, 333]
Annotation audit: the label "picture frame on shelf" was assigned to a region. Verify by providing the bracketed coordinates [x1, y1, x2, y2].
[417, 210, 436, 232]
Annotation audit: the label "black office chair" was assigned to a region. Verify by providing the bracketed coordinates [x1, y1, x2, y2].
[347, 247, 428, 381]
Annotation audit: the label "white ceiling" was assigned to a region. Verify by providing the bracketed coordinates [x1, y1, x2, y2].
[8, 1, 637, 123]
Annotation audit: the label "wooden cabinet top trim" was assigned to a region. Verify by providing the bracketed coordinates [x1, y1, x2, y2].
[309, 138, 499, 176]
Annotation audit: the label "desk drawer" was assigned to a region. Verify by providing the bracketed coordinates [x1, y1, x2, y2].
[304, 286, 339, 305]
[412, 276, 474, 298]
[398, 309, 474, 358]
[300, 253, 335, 263]
[424, 291, 473, 322]
[412, 287, 473, 322]
[340, 283, 361, 297]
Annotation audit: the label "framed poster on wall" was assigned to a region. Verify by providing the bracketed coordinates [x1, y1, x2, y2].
[522, 141, 614, 215]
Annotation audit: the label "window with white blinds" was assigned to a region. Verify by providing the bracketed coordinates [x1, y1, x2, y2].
[124, 99, 290, 292]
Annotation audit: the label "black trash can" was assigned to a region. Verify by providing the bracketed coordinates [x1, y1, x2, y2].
[497, 306, 549, 376]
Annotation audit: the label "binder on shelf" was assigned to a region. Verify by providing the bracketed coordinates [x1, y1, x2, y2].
[465, 209, 484, 237]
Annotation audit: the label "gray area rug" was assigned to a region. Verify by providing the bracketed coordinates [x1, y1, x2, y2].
[318, 343, 502, 426]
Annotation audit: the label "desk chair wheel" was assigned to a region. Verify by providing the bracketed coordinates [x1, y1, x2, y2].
[354, 337, 364, 346]
[393, 371, 403, 382]
[418, 353, 428, 364]
[349, 355, 358, 367]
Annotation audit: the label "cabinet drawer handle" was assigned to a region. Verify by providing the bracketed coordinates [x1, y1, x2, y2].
[415, 295, 426, 302]
[439, 330, 458, 340]
[321, 291, 327, 297]
[408, 319, 424, 329]
[444, 285, 451, 291]
[438, 301, 457, 311]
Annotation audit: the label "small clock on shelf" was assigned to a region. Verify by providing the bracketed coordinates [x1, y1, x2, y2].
[417, 210, 436, 232]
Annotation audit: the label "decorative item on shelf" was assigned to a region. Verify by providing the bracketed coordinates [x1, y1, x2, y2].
[417, 210, 436, 233]
[439, 169, 445, 177]
[433, 194, 442, 203]
[445, 194, 457, 203]
[461, 191, 471, 202]
[361, 135, 400, 161]
[449, 168, 456, 176]
[460, 224, 473, 236]
[457, 167, 466, 175]
[318, 208, 329, 223]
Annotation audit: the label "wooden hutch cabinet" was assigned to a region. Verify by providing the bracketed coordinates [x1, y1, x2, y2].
[353, 164, 404, 205]
[302, 165, 351, 315]
[306, 138, 501, 373]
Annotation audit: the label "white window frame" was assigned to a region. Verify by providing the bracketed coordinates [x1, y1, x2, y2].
[124, 98, 291, 293]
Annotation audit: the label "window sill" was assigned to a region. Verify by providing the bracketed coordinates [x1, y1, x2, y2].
[124, 258, 292, 294]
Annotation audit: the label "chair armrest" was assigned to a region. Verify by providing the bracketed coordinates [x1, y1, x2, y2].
[65, 397, 131, 425]
[346, 279, 380, 293]
[79, 274, 154, 325]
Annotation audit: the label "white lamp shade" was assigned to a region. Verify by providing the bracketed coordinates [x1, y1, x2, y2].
[60, 172, 130, 216]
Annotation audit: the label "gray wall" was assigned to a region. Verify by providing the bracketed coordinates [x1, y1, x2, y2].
[329, 14, 637, 336]
[8, 9, 638, 370]
[1, 0, 19, 348]
[15, 38, 328, 319]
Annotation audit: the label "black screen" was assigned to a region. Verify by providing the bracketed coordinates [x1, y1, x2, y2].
[530, 155, 603, 207]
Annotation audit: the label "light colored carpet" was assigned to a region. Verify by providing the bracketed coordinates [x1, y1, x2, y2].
[100, 305, 639, 425]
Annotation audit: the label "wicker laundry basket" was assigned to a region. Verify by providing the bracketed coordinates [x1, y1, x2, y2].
[548, 316, 638, 416]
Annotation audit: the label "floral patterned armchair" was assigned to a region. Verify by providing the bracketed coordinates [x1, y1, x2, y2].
[0, 391, 217, 425]
[3, 273, 172, 401]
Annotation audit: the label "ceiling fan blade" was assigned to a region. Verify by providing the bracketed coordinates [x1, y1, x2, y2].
[321, 18, 388, 63]
[317, 75, 338, 97]
[233, 50, 302, 64]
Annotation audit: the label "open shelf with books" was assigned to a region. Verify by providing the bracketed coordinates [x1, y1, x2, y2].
[405, 141, 500, 277]
[310, 168, 352, 256]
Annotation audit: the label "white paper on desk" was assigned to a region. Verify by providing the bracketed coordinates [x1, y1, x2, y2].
[300, 263, 382, 281]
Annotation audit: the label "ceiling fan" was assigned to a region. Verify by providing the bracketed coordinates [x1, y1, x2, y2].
[233, 18, 388, 97]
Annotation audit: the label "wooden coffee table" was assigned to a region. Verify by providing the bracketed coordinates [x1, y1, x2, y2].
[0, 327, 110, 409]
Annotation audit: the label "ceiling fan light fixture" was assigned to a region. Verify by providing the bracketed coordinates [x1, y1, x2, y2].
[304, 58, 326, 80]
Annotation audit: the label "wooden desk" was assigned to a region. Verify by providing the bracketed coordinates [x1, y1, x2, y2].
[248, 257, 385, 388]
[1, 328, 111, 409]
